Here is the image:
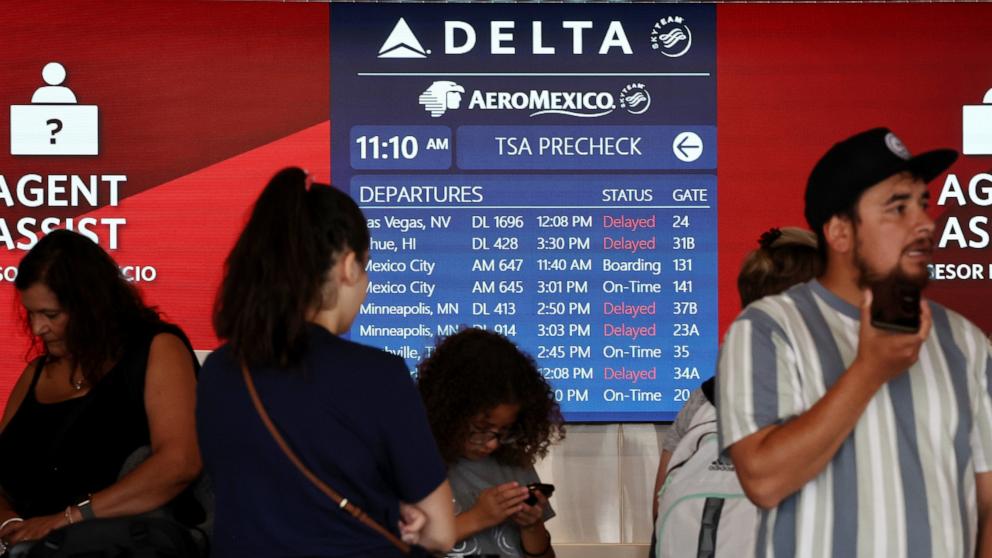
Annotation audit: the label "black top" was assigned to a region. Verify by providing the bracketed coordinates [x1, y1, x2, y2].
[0, 321, 197, 518]
[197, 324, 447, 558]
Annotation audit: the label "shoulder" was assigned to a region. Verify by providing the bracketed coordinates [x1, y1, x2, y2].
[725, 294, 795, 344]
[149, 332, 192, 357]
[927, 301, 990, 358]
[929, 300, 981, 335]
[141, 326, 198, 396]
[747, 284, 810, 322]
[312, 328, 408, 372]
[0, 357, 42, 430]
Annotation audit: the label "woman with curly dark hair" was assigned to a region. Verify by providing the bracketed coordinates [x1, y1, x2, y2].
[418, 328, 565, 558]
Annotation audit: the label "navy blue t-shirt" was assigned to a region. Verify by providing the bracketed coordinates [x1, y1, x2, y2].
[197, 324, 446, 558]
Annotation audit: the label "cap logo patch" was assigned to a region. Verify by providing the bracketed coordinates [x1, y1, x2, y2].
[885, 132, 911, 160]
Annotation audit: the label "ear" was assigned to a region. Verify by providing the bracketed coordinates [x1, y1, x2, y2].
[824, 215, 854, 255]
[338, 250, 363, 287]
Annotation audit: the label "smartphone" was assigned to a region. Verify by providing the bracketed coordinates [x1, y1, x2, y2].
[524, 483, 555, 506]
[870, 277, 921, 333]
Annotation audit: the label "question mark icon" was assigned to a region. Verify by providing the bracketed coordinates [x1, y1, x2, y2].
[46, 118, 63, 145]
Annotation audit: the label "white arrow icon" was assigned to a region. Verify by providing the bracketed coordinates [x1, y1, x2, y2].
[673, 132, 703, 162]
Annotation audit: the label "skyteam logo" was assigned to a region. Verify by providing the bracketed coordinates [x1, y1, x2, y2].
[378, 18, 430, 58]
[651, 16, 692, 58]
[419, 82, 651, 118]
[419, 81, 465, 117]
[619, 83, 651, 115]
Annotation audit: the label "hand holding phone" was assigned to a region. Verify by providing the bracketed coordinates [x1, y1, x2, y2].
[870, 276, 921, 333]
[855, 287, 931, 387]
[523, 483, 555, 506]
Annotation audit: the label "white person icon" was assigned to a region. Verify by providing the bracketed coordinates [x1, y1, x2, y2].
[10, 62, 99, 155]
[963, 87, 992, 156]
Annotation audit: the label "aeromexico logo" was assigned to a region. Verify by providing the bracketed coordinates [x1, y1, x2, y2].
[378, 17, 693, 58]
[418, 81, 651, 118]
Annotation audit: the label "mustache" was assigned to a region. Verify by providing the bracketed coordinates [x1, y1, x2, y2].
[904, 238, 933, 253]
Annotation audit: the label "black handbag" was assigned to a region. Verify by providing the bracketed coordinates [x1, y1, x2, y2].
[20, 516, 200, 558]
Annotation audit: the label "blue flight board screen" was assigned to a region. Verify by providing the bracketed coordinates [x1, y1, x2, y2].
[332, 4, 716, 421]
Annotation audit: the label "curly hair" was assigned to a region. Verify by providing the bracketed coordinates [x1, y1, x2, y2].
[417, 328, 565, 467]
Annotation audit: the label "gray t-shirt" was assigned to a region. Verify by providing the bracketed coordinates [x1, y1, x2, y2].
[662, 387, 708, 454]
[447, 456, 556, 557]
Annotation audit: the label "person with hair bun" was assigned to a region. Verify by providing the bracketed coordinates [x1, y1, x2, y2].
[650, 227, 821, 558]
[0, 229, 202, 548]
[196, 168, 454, 557]
[417, 328, 565, 558]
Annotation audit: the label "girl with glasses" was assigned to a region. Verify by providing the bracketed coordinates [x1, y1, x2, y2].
[418, 328, 565, 558]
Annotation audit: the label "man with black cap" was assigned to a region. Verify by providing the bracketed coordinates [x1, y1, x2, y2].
[717, 128, 992, 557]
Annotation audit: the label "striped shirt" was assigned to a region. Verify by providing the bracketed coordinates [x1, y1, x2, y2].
[717, 280, 992, 558]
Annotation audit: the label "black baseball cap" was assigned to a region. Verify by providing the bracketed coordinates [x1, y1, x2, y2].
[805, 128, 957, 233]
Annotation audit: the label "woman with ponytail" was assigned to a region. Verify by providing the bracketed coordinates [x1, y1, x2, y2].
[196, 168, 454, 557]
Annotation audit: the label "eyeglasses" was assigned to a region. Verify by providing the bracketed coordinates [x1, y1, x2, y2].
[467, 426, 521, 446]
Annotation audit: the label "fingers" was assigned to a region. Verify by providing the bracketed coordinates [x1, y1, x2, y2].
[398, 518, 421, 546]
[494, 483, 529, 506]
[1, 521, 23, 541]
[532, 491, 549, 508]
[860, 289, 873, 319]
[511, 504, 543, 527]
[918, 298, 933, 342]
[399, 502, 425, 524]
[399, 508, 426, 532]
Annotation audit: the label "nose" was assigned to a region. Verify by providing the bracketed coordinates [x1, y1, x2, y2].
[30, 315, 50, 336]
[915, 205, 935, 236]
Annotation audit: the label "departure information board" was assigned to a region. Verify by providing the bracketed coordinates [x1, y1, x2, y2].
[332, 4, 717, 421]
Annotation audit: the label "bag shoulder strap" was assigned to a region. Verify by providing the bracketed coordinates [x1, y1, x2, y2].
[240, 364, 411, 555]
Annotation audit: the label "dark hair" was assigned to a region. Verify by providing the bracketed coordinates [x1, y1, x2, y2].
[213, 167, 370, 368]
[811, 169, 920, 265]
[417, 328, 565, 467]
[738, 227, 822, 307]
[15, 229, 160, 384]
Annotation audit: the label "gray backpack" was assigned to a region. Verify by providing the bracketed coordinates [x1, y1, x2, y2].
[654, 402, 758, 558]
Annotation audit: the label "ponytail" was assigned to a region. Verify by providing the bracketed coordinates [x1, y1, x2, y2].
[214, 167, 369, 367]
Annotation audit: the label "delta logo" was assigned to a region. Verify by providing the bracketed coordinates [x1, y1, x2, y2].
[378, 17, 638, 58]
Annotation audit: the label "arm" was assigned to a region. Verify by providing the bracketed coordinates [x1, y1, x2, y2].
[79, 333, 202, 517]
[728, 294, 931, 509]
[409, 479, 456, 553]
[514, 492, 554, 558]
[0, 360, 36, 434]
[0, 360, 42, 531]
[4, 335, 201, 543]
[976, 472, 992, 558]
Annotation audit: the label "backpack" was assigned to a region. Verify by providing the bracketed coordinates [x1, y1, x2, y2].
[654, 401, 758, 558]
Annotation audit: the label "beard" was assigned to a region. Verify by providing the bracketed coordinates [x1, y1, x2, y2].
[854, 237, 930, 291]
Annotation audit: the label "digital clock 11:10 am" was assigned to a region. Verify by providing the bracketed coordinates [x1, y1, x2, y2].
[355, 135, 420, 160]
